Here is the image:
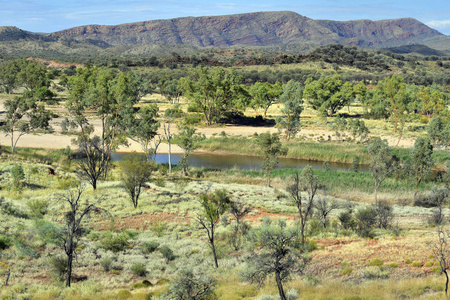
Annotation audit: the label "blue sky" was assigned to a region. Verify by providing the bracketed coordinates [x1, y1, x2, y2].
[1, 0, 449, 35]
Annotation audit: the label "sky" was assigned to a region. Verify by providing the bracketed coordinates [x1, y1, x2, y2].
[1, 0, 450, 35]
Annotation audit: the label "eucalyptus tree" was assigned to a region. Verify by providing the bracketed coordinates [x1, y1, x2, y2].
[257, 132, 287, 187]
[128, 104, 160, 161]
[411, 137, 434, 195]
[276, 80, 304, 140]
[175, 124, 204, 176]
[303, 75, 354, 116]
[249, 81, 283, 118]
[179, 66, 249, 125]
[367, 138, 395, 204]
[1, 96, 52, 154]
[67, 67, 139, 188]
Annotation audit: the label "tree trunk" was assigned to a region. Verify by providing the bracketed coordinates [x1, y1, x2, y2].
[445, 270, 449, 296]
[168, 140, 172, 174]
[275, 271, 286, 300]
[374, 182, 378, 204]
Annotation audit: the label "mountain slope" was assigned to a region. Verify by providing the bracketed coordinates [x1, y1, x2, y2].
[47, 11, 449, 50]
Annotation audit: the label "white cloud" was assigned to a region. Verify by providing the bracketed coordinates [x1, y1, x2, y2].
[426, 19, 450, 28]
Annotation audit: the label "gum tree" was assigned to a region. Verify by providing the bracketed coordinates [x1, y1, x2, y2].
[196, 189, 231, 268]
[175, 124, 204, 176]
[276, 80, 303, 140]
[367, 138, 395, 204]
[257, 132, 287, 187]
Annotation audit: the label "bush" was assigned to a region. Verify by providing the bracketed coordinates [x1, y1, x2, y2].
[355, 206, 377, 238]
[412, 261, 423, 267]
[164, 107, 184, 118]
[159, 245, 176, 262]
[141, 241, 159, 254]
[341, 267, 352, 275]
[404, 258, 412, 264]
[34, 220, 62, 245]
[27, 199, 49, 218]
[369, 258, 383, 266]
[130, 263, 147, 277]
[10, 164, 25, 189]
[116, 289, 132, 299]
[49, 255, 67, 281]
[101, 232, 129, 252]
[388, 262, 399, 268]
[0, 235, 11, 250]
[363, 266, 389, 279]
[338, 211, 355, 230]
[167, 270, 216, 300]
[375, 201, 394, 229]
[184, 113, 203, 125]
[100, 257, 113, 272]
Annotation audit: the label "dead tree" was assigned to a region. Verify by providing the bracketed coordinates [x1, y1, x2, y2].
[57, 183, 106, 287]
[430, 227, 450, 296]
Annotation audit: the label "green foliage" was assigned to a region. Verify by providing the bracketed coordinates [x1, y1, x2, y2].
[130, 263, 147, 277]
[276, 80, 303, 140]
[257, 132, 287, 186]
[355, 206, 377, 238]
[49, 255, 68, 281]
[141, 241, 159, 254]
[167, 269, 216, 300]
[159, 245, 176, 262]
[128, 104, 160, 160]
[27, 199, 49, 218]
[116, 290, 132, 299]
[427, 116, 450, 149]
[10, 164, 25, 188]
[412, 261, 423, 267]
[176, 124, 205, 175]
[249, 81, 283, 118]
[179, 66, 249, 125]
[34, 220, 63, 245]
[101, 232, 129, 253]
[368, 138, 395, 203]
[411, 137, 434, 194]
[304, 75, 353, 116]
[119, 153, 155, 208]
[388, 262, 399, 268]
[164, 106, 184, 118]
[0, 235, 11, 250]
[369, 258, 384, 266]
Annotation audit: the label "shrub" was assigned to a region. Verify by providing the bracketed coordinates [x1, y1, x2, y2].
[27, 199, 49, 218]
[10, 164, 25, 189]
[355, 206, 377, 238]
[130, 263, 147, 277]
[141, 241, 159, 254]
[100, 257, 113, 272]
[132, 280, 153, 289]
[338, 211, 355, 230]
[388, 262, 399, 268]
[0, 235, 11, 250]
[412, 261, 423, 267]
[164, 107, 184, 118]
[159, 245, 176, 262]
[404, 258, 412, 264]
[363, 266, 389, 279]
[116, 289, 132, 299]
[375, 201, 394, 229]
[184, 113, 203, 125]
[424, 261, 434, 267]
[341, 267, 353, 275]
[34, 220, 62, 245]
[49, 255, 67, 281]
[101, 232, 129, 252]
[369, 258, 383, 266]
[167, 270, 216, 300]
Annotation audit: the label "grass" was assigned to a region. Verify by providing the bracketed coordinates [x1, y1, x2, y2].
[199, 136, 450, 166]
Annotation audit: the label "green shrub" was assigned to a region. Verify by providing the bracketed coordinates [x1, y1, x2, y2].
[369, 258, 383, 266]
[130, 263, 147, 277]
[101, 232, 129, 252]
[131, 280, 153, 289]
[156, 278, 170, 285]
[404, 258, 412, 264]
[141, 241, 159, 254]
[412, 261, 423, 267]
[433, 266, 442, 274]
[0, 235, 11, 250]
[159, 246, 175, 262]
[10, 164, 25, 189]
[184, 113, 202, 125]
[424, 261, 434, 267]
[164, 107, 184, 118]
[116, 289, 132, 299]
[34, 220, 62, 245]
[151, 222, 167, 237]
[100, 257, 113, 272]
[341, 267, 352, 276]
[27, 199, 49, 218]
[388, 262, 399, 268]
[49, 255, 67, 281]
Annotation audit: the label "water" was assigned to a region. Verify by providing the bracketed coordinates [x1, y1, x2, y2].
[111, 152, 369, 172]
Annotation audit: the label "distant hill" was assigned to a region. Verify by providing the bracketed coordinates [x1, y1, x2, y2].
[381, 44, 449, 56]
[1, 11, 449, 59]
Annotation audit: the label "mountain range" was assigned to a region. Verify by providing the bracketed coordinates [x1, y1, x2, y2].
[1, 11, 449, 59]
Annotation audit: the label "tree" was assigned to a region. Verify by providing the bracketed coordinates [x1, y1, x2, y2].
[119, 153, 155, 208]
[163, 117, 174, 173]
[411, 137, 434, 195]
[249, 81, 283, 118]
[196, 189, 231, 268]
[303, 75, 354, 116]
[228, 200, 251, 251]
[179, 66, 249, 125]
[128, 104, 160, 161]
[176, 125, 204, 176]
[315, 197, 339, 228]
[67, 67, 139, 185]
[245, 219, 309, 300]
[56, 184, 105, 287]
[257, 132, 287, 187]
[286, 166, 318, 245]
[427, 116, 450, 149]
[430, 227, 450, 296]
[1, 96, 52, 154]
[276, 80, 304, 140]
[367, 138, 395, 204]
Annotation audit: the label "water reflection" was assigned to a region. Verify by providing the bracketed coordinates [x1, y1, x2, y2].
[111, 152, 368, 172]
